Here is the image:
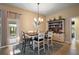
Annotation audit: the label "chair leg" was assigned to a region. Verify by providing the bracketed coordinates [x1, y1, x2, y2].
[49, 40, 51, 46]
[33, 41, 35, 50]
[51, 39, 53, 47]
[43, 40, 45, 53]
[38, 42, 40, 55]
[48, 40, 49, 50]
[51, 40, 52, 46]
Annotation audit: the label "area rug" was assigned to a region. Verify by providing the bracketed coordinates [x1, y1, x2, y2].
[13, 41, 63, 55]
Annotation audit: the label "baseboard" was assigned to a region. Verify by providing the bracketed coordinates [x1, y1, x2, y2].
[64, 41, 71, 45]
[53, 40, 64, 43]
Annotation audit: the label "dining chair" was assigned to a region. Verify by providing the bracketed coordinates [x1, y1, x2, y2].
[21, 32, 32, 53]
[31, 35, 37, 50]
[33, 33, 45, 54]
[47, 31, 53, 49]
[21, 32, 27, 54]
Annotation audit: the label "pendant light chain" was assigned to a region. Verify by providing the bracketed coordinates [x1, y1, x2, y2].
[37, 3, 40, 33]
[37, 3, 39, 21]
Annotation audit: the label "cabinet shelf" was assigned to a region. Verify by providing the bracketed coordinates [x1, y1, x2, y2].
[48, 20, 64, 33]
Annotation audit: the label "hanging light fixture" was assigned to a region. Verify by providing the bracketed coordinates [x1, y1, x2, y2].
[34, 3, 43, 24]
[33, 3, 43, 33]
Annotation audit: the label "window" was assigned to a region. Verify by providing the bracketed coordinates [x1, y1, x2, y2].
[9, 21, 17, 37]
[8, 12, 20, 44]
[8, 18, 20, 44]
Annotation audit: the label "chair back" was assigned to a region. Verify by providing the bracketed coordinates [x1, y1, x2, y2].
[48, 31, 53, 38]
[38, 33, 45, 40]
[31, 35, 37, 40]
[21, 31, 26, 39]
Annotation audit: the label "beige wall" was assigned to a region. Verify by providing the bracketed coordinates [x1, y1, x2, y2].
[46, 5, 79, 43]
[0, 4, 46, 32]
[0, 4, 46, 45]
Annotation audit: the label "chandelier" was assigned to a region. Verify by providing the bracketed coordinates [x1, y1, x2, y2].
[33, 3, 43, 32]
[34, 3, 43, 24]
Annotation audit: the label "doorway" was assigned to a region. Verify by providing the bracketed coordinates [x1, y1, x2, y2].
[71, 17, 76, 40]
[68, 17, 77, 54]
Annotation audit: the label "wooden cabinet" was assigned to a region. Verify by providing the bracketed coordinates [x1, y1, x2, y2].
[48, 19, 65, 42]
[53, 33, 64, 42]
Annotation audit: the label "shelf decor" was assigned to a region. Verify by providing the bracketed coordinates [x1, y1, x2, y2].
[48, 16, 65, 33]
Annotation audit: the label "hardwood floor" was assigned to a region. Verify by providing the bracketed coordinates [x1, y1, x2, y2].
[65, 39, 79, 55]
[53, 42, 70, 55]
[54, 39, 79, 55]
[0, 39, 79, 55]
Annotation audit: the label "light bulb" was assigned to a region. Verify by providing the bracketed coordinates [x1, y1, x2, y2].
[34, 18, 37, 22]
[39, 17, 43, 22]
[39, 17, 41, 21]
[41, 18, 43, 22]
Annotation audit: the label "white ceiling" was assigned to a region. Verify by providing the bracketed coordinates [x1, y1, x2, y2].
[7, 3, 79, 16]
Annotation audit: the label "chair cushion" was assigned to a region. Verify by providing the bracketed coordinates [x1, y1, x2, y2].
[34, 37, 43, 41]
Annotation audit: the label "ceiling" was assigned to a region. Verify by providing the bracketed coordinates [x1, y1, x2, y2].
[6, 3, 79, 16]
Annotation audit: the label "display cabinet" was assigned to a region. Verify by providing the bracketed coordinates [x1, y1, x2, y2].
[48, 17, 65, 42]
